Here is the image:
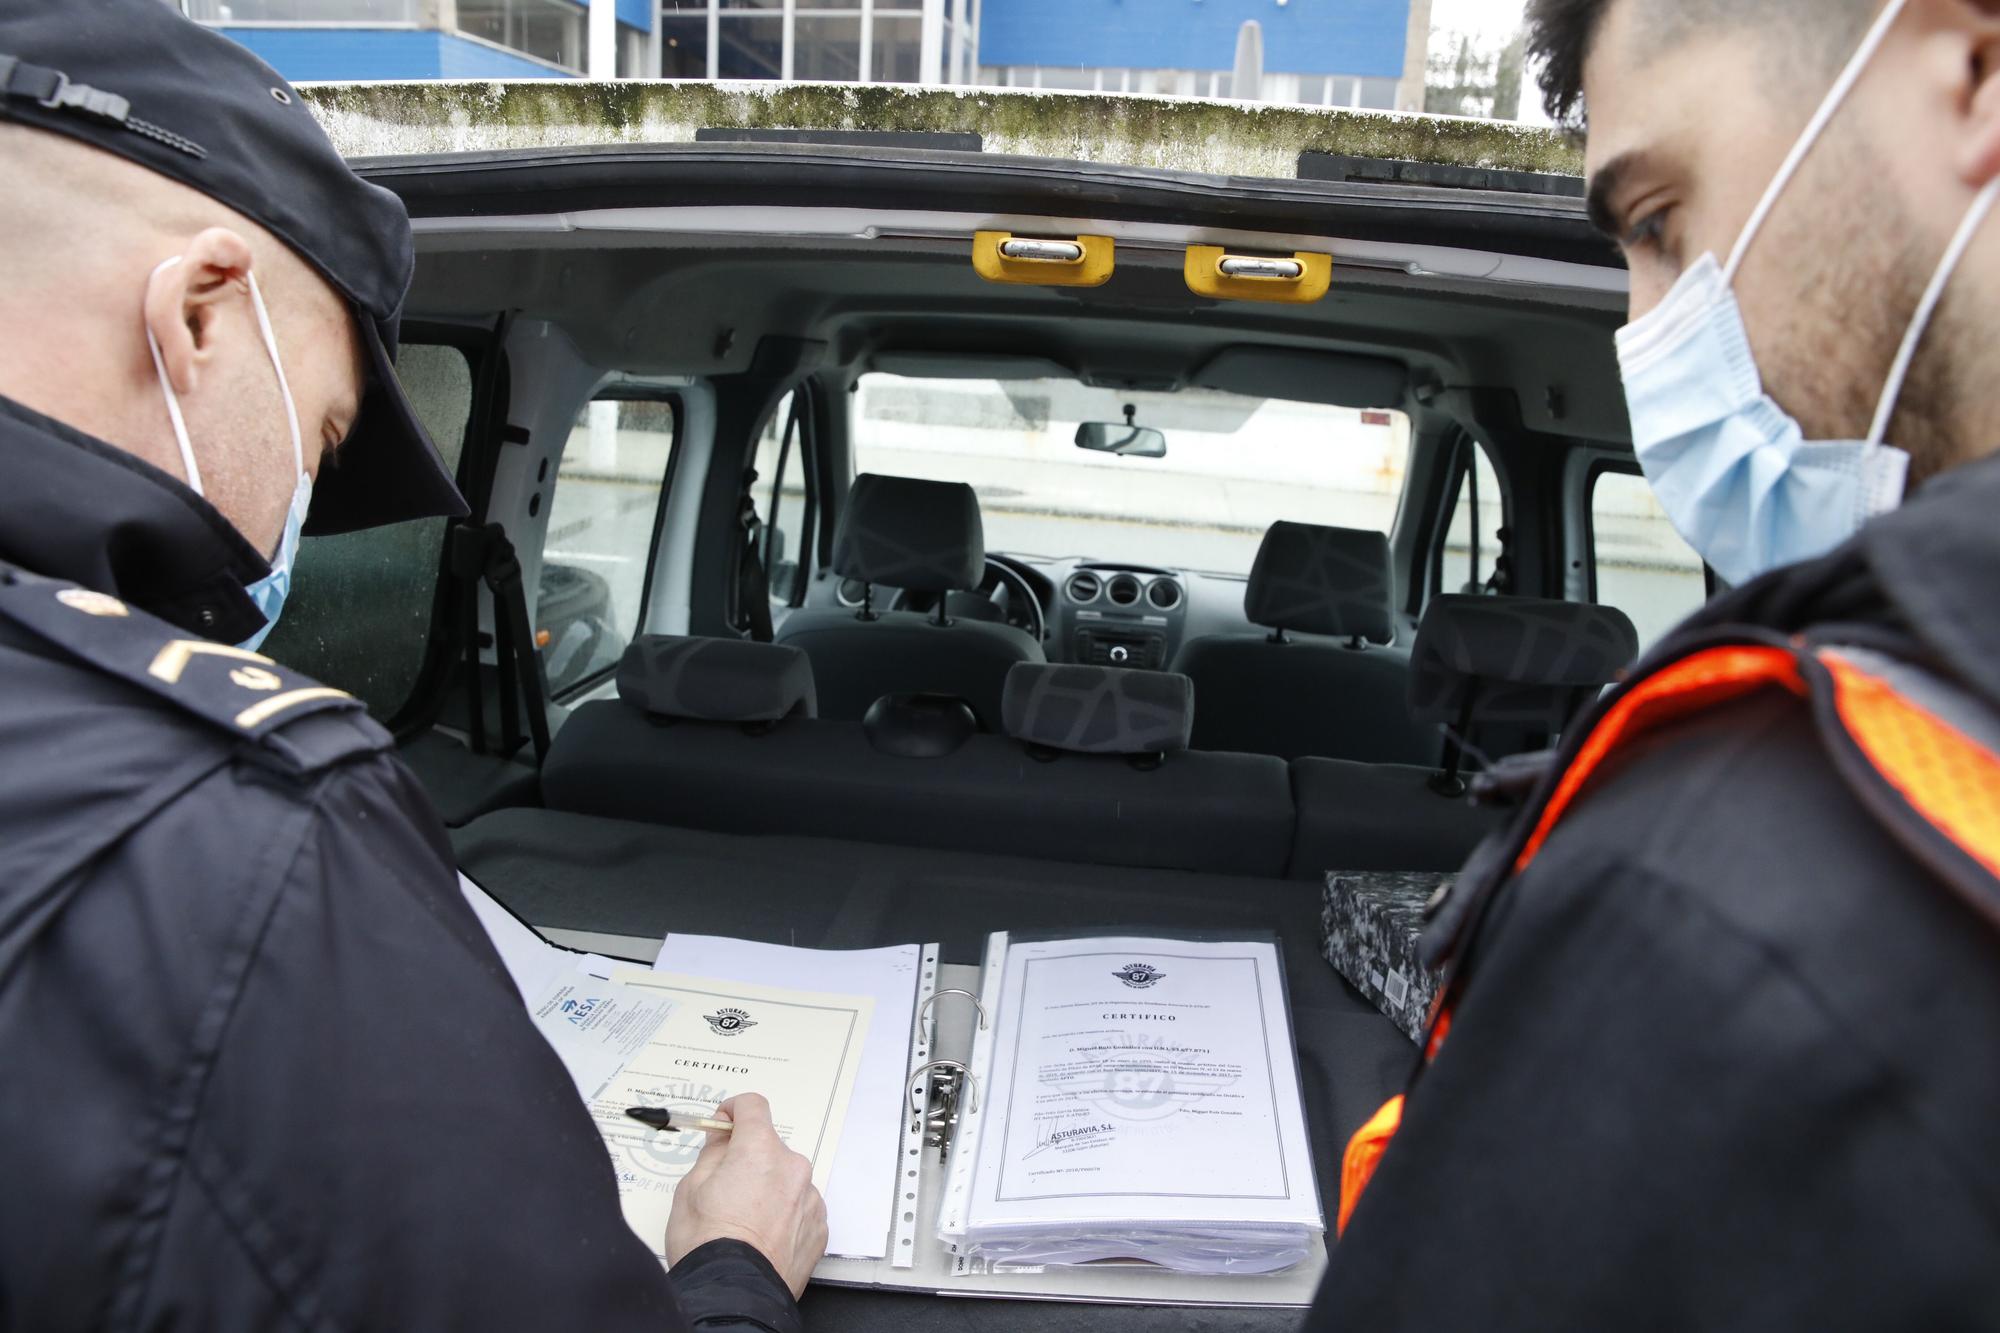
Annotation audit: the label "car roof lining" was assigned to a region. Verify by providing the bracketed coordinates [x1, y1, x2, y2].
[405, 231, 1635, 445]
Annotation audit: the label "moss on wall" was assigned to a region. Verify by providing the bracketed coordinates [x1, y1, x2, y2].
[300, 80, 1581, 180]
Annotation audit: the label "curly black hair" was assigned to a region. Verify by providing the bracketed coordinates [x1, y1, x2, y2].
[1524, 0, 1610, 125]
[1527, 0, 1879, 127]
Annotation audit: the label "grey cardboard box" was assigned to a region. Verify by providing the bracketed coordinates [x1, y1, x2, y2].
[1320, 872, 1451, 1044]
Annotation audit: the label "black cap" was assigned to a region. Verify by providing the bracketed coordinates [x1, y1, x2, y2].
[0, 0, 468, 536]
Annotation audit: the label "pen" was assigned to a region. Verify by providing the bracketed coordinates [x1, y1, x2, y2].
[625, 1106, 734, 1134]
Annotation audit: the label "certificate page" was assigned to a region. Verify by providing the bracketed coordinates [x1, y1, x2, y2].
[591, 970, 873, 1260]
[652, 936, 922, 1261]
[966, 936, 1319, 1230]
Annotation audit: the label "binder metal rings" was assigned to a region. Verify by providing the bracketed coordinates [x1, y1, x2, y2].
[919, 988, 989, 1034]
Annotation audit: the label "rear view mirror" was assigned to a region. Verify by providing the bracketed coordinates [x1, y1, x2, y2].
[1075, 405, 1167, 458]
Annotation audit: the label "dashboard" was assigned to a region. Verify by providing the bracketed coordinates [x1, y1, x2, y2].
[998, 555, 1258, 670]
[805, 554, 1255, 670]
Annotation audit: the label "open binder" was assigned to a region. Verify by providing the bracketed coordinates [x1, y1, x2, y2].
[460, 874, 1327, 1308]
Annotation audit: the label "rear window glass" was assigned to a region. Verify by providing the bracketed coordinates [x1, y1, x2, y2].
[1592, 468, 1708, 645]
[535, 396, 676, 696]
[262, 342, 471, 719]
[851, 375, 1411, 575]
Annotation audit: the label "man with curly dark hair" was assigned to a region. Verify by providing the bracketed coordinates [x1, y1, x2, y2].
[1308, 1, 2000, 1327]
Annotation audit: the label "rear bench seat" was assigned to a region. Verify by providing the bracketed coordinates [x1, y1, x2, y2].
[541, 641, 1296, 877]
[1286, 594, 1640, 877]
[542, 594, 1635, 882]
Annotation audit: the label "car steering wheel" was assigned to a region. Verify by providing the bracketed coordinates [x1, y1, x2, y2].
[983, 557, 1048, 646]
[888, 558, 1047, 646]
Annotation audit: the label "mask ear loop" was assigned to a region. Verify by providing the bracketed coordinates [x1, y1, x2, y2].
[143, 255, 204, 496]
[243, 269, 304, 476]
[1724, 0, 1911, 284]
[1866, 175, 2000, 445]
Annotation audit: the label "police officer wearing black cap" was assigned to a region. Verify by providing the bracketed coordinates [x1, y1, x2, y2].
[0, 2, 824, 1327]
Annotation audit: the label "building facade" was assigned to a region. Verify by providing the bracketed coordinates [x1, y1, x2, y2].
[656, 0, 977, 86]
[976, 0, 1428, 112]
[189, 0, 1425, 112]
[189, 0, 655, 79]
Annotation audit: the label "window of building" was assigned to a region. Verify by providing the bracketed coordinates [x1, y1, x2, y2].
[1356, 77, 1398, 110]
[795, 12, 862, 81]
[851, 376, 1411, 576]
[716, 10, 782, 78]
[262, 342, 471, 721]
[535, 396, 678, 697]
[871, 12, 921, 82]
[192, 0, 420, 19]
[1036, 65, 1095, 91]
[661, 6, 709, 78]
[457, 0, 585, 71]
[1590, 468, 1708, 647]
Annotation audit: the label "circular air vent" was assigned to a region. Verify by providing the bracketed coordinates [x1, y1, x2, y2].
[836, 577, 869, 608]
[1107, 574, 1143, 607]
[1065, 571, 1103, 604]
[1146, 578, 1182, 611]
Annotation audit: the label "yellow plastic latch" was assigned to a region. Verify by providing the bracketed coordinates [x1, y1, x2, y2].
[1183, 246, 1332, 304]
[972, 231, 1115, 288]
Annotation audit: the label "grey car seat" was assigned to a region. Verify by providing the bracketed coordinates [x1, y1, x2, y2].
[1286, 593, 1641, 878]
[1171, 521, 1435, 764]
[774, 473, 1044, 726]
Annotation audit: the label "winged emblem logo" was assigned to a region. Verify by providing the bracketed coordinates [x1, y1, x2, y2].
[703, 1006, 758, 1036]
[1112, 963, 1165, 989]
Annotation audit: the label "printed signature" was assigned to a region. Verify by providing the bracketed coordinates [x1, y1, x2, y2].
[1023, 1120, 1117, 1161]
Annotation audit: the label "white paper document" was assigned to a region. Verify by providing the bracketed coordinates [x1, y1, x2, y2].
[590, 971, 873, 1262]
[652, 935, 924, 1260]
[458, 873, 673, 1099]
[943, 934, 1322, 1274]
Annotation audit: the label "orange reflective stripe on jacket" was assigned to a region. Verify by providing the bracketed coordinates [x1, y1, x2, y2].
[1336, 1095, 1403, 1237]
[1511, 645, 1807, 874]
[1823, 651, 2000, 881]
[1335, 641, 2000, 1239]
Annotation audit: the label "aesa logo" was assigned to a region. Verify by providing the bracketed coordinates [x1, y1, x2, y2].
[703, 1007, 758, 1036]
[1112, 963, 1165, 989]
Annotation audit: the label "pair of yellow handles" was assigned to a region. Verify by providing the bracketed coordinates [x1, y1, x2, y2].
[970, 230, 1332, 304]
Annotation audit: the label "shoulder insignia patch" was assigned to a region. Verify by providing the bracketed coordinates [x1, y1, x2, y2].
[0, 569, 373, 746]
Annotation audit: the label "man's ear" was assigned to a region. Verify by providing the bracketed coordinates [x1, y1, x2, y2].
[141, 227, 258, 398]
[1956, 1, 2000, 185]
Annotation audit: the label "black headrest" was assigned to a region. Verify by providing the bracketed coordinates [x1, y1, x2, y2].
[1002, 663, 1194, 756]
[832, 474, 985, 593]
[616, 635, 816, 722]
[1244, 522, 1394, 644]
[1408, 596, 1639, 731]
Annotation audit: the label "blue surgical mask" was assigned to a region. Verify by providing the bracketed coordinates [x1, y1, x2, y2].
[1614, 0, 2000, 587]
[146, 259, 312, 650]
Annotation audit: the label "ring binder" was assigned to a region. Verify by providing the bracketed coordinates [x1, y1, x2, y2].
[907, 1058, 979, 1158]
[919, 987, 989, 1034]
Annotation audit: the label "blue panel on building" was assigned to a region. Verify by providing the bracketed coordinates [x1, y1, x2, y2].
[978, 0, 1409, 77]
[214, 27, 574, 81]
[554, 0, 655, 35]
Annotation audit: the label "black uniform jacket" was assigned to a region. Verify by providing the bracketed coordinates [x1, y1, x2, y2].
[1312, 452, 2000, 1329]
[0, 395, 802, 1332]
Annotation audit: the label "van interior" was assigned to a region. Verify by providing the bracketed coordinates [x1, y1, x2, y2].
[264, 138, 1698, 1329]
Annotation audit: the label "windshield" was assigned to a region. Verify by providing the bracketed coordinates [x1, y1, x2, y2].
[851, 376, 1411, 575]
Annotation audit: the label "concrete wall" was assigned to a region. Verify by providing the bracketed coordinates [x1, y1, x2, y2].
[300, 80, 1584, 179]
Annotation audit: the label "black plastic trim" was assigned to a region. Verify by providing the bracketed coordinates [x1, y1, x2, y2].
[695, 127, 983, 152]
[1300, 152, 1586, 200]
[354, 142, 1623, 270]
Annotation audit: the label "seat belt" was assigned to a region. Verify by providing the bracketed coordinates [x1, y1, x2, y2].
[447, 522, 551, 764]
[733, 466, 774, 643]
